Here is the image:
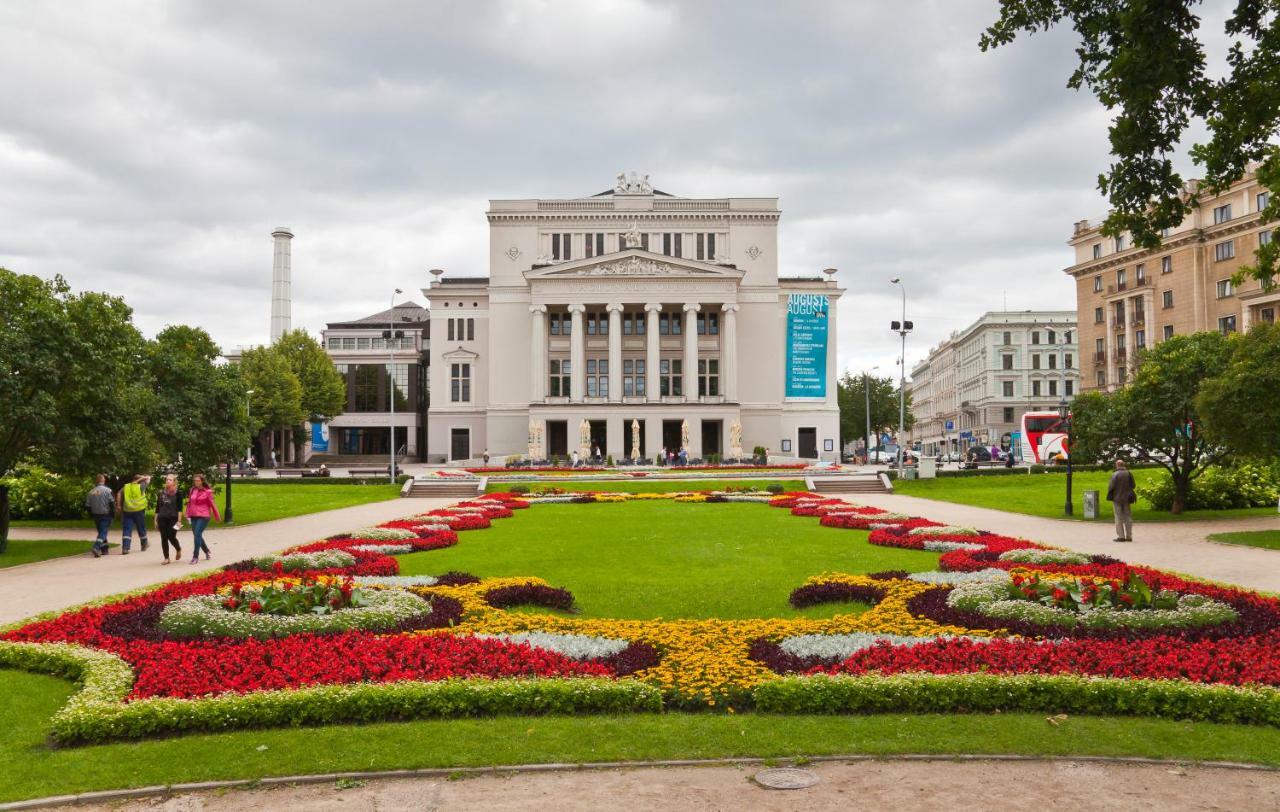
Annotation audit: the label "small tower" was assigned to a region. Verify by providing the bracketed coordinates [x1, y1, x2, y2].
[270, 227, 293, 343]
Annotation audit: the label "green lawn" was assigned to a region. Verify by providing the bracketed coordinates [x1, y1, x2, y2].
[0, 539, 96, 569]
[9, 482, 401, 530]
[894, 470, 1279, 523]
[4, 668, 1280, 804]
[1208, 529, 1280, 550]
[399, 502, 935, 619]
[485, 478, 807, 495]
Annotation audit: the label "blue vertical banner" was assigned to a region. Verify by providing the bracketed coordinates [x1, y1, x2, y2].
[785, 293, 830, 398]
[310, 421, 330, 453]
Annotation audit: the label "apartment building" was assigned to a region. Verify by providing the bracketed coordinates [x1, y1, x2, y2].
[1067, 171, 1277, 392]
[909, 311, 1079, 456]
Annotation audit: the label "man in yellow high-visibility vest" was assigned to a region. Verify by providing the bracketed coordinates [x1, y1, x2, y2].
[115, 474, 151, 555]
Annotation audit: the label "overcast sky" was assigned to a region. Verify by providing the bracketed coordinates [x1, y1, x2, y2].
[0, 1, 1227, 378]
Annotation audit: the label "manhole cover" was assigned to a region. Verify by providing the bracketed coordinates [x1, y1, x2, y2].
[753, 767, 819, 790]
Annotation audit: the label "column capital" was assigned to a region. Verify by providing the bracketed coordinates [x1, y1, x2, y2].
[529, 304, 547, 314]
[606, 302, 625, 313]
[566, 303, 586, 314]
[682, 302, 701, 313]
[721, 303, 740, 313]
[644, 303, 663, 313]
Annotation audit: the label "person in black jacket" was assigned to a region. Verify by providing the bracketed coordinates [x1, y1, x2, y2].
[1106, 460, 1137, 542]
[154, 474, 185, 564]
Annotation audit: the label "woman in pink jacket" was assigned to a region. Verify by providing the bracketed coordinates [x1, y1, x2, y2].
[185, 473, 221, 564]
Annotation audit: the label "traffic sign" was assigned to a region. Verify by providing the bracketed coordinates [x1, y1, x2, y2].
[945, 420, 954, 431]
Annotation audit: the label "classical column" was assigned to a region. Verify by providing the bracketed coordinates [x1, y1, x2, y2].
[529, 305, 547, 402]
[644, 303, 662, 400]
[568, 304, 585, 401]
[721, 303, 739, 401]
[682, 303, 700, 400]
[607, 303, 623, 402]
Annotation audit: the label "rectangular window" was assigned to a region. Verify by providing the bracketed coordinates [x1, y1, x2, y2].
[1258, 191, 1271, 212]
[342, 337, 356, 349]
[1116, 268, 1127, 288]
[662, 233, 683, 257]
[1048, 354, 1057, 370]
[1135, 263, 1145, 282]
[1261, 307, 1276, 324]
[659, 313, 670, 335]
[1119, 366, 1127, 384]
[1217, 279, 1234, 298]
[1163, 324, 1174, 340]
[1049, 380, 1058, 397]
[696, 312, 719, 335]
[327, 337, 339, 349]
[551, 233, 572, 261]
[1032, 354, 1041, 370]
[697, 358, 720, 397]
[1066, 380, 1074, 396]
[1115, 235, 1126, 252]
[548, 360, 570, 397]
[707, 233, 716, 260]
[1093, 276, 1102, 292]
[1095, 306, 1104, 324]
[1261, 230, 1273, 247]
[1162, 290, 1174, 309]
[586, 314, 597, 336]
[1095, 337, 1105, 354]
[353, 365, 379, 411]
[1065, 353, 1073, 369]
[1219, 315, 1238, 334]
[1002, 354, 1013, 370]
[1096, 370, 1106, 387]
[1093, 243, 1102, 259]
[1032, 380, 1042, 397]
[356, 337, 370, 349]
[1003, 407, 1014, 423]
[450, 363, 471, 403]
[583, 233, 604, 258]
[1002, 331, 1012, 345]
[1065, 330, 1072, 343]
[696, 233, 705, 261]
[1215, 239, 1235, 261]
[448, 320, 454, 341]
[1031, 331, 1040, 345]
[659, 359, 683, 397]
[1047, 329, 1056, 344]
[622, 314, 634, 335]
[549, 314, 560, 336]
[1136, 329, 1147, 349]
[1161, 256, 1173, 274]
[622, 359, 645, 397]
[1214, 203, 1232, 224]
[467, 319, 474, 341]
[1002, 381, 1014, 397]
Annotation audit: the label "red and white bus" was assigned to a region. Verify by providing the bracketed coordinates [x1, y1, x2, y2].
[1020, 411, 1069, 463]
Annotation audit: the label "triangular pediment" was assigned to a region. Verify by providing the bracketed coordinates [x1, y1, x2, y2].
[524, 250, 743, 281]
[441, 345, 480, 361]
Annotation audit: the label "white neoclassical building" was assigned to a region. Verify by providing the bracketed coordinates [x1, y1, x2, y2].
[422, 173, 842, 464]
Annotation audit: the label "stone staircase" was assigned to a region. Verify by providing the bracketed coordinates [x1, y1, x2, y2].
[403, 479, 482, 498]
[810, 475, 889, 495]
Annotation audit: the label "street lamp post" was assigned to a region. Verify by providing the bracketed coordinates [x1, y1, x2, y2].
[387, 289, 403, 483]
[889, 278, 911, 476]
[1059, 395, 1074, 516]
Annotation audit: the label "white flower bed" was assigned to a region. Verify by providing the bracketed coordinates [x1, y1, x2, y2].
[159, 589, 432, 639]
[475, 632, 629, 661]
[922, 540, 987, 553]
[348, 544, 415, 555]
[777, 632, 995, 661]
[946, 578, 1239, 631]
[998, 548, 1092, 565]
[352, 575, 442, 587]
[252, 551, 356, 572]
[907, 525, 980, 537]
[346, 528, 417, 541]
[908, 568, 1009, 585]
[525, 496, 578, 504]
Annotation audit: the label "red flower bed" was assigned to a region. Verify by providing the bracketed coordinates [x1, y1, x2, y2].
[123, 632, 612, 699]
[427, 512, 491, 531]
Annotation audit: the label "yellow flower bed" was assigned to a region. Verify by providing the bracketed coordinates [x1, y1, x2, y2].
[392, 573, 989, 706]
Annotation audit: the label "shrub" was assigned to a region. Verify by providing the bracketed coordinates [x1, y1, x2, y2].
[1139, 463, 1280, 511]
[1, 465, 90, 520]
[766, 483, 785, 494]
[509, 485, 530, 494]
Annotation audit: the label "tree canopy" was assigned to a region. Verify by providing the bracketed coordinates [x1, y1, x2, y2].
[982, 0, 1280, 284]
[1196, 321, 1280, 460]
[837, 371, 914, 450]
[273, 329, 346, 422]
[239, 345, 306, 434]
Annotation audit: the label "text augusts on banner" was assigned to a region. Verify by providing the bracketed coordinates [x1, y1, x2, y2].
[785, 293, 829, 399]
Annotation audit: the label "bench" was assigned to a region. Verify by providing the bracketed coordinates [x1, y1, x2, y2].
[274, 468, 308, 477]
[349, 468, 392, 478]
[227, 469, 259, 478]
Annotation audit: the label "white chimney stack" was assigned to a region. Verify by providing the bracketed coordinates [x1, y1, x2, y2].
[269, 226, 293, 343]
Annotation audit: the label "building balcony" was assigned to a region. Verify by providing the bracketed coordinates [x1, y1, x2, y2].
[1130, 315, 1146, 327]
[1113, 321, 1127, 331]
[1093, 351, 1106, 363]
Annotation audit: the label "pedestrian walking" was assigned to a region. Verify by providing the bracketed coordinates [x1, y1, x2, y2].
[185, 473, 221, 564]
[84, 475, 114, 558]
[115, 474, 151, 555]
[154, 474, 184, 565]
[1106, 459, 1137, 542]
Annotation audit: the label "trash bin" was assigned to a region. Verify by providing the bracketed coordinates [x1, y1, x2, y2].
[903, 467, 919, 480]
[1083, 490, 1099, 519]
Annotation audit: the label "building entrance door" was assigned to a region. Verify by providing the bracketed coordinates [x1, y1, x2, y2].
[661, 420, 682, 456]
[797, 427, 818, 459]
[547, 420, 568, 458]
[588, 420, 607, 462]
[701, 420, 722, 458]
[450, 428, 470, 461]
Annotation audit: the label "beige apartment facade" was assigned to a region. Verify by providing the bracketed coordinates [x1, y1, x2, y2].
[1067, 172, 1277, 392]
[909, 311, 1078, 456]
[422, 174, 843, 464]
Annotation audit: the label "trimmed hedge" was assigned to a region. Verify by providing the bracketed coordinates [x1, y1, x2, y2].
[887, 462, 1163, 481]
[753, 673, 1280, 726]
[217, 475, 412, 487]
[0, 641, 661, 744]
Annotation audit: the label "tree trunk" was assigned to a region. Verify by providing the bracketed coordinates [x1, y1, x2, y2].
[1171, 474, 1189, 515]
[0, 483, 9, 555]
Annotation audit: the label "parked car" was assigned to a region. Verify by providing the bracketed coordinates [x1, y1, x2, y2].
[962, 447, 994, 469]
[866, 449, 896, 464]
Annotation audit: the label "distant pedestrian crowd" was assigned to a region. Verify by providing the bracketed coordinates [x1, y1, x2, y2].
[85, 473, 222, 564]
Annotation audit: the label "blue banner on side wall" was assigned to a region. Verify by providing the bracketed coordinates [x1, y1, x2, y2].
[310, 421, 330, 453]
[785, 293, 829, 398]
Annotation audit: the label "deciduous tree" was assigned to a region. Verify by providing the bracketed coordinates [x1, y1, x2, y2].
[837, 371, 914, 453]
[1197, 321, 1280, 460]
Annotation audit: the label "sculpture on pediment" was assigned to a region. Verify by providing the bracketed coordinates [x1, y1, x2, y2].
[579, 256, 674, 276]
[614, 171, 653, 195]
[622, 221, 643, 249]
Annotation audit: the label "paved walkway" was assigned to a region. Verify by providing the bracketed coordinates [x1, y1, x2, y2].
[43, 759, 1280, 811]
[0, 498, 452, 627]
[851, 492, 1280, 593]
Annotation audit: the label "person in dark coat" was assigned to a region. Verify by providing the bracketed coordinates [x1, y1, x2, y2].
[1106, 459, 1137, 542]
